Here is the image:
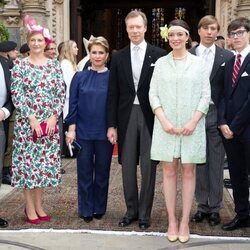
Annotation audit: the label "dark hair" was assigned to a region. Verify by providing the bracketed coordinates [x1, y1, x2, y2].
[168, 19, 192, 49]
[198, 15, 220, 31]
[227, 17, 250, 33]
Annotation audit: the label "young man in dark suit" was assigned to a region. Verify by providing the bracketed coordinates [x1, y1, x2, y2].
[189, 15, 234, 226]
[0, 47, 14, 228]
[107, 10, 166, 230]
[218, 17, 250, 231]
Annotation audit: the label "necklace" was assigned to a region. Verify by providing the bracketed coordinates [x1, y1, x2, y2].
[173, 53, 187, 60]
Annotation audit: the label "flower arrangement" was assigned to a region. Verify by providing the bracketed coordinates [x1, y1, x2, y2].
[24, 15, 53, 44]
[160, 24, 169, 42]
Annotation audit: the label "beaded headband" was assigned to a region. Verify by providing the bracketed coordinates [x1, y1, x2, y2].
[168, 26, 189, 35]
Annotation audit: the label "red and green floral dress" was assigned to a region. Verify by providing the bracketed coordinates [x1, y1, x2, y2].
[11, 58, 65, 189]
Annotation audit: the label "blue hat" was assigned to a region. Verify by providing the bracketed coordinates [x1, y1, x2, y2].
[0, 41, 17, 52]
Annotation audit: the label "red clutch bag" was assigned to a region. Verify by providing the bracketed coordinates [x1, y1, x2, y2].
[33, 121, 58, 142]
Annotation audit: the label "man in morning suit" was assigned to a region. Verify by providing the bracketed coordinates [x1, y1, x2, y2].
[0, 46, 14, 228]
[107, 10, 166, 230]
[218, 17, 250, 231]
[190, 15, 233, 226]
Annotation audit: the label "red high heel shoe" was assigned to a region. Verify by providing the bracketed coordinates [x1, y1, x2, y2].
[36, 213, 51, 222]
[24, 208, 40, 225]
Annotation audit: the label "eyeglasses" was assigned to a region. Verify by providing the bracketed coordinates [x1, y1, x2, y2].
[228, 29, 247, 38]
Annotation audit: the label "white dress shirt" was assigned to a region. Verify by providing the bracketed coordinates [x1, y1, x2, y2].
[130, 40, 147, 104]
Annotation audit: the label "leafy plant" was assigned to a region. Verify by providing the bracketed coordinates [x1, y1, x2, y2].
[0, 21, 10, 42]
[0, 0, 4, 8]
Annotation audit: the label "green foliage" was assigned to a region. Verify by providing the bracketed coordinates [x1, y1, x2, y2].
[0, 21, 10, 42]
[0, 0, 4, 8]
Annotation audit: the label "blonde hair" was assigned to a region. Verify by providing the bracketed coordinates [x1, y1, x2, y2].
[26, 31, 46, 43]
[58, 40, 77, 71]
[198, 15, 220, 31]
[87, 36, 109, 53]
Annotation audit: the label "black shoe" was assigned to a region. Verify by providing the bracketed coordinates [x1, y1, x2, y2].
[222, 215, 250, 231]
[139, 221, 150, 230]
[191, 211, 209, 223]
[80, 216, 93, 223]
[93, 213, 104, 220]
[2, 173, 11, 185]
[118, 217, 138, 227]
[60, 168, 66, 174]
[208, 212, 221, 226]
[0, 218, 8, 228]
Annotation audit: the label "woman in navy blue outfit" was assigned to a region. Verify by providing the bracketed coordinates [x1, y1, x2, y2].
[65, 37, 113, 223]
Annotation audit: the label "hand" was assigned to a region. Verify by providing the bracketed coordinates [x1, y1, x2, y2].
[29, 115, 42, 137]
[219, 124, 234, 139]
[66, 131, 76, 145]
[0, 109, 5, 122]
[173, 127, 184, 135]
[182, 119, 197, 136]
[45, 115, 57, 136]
[107, 127, 117, 144]
[160, 119, 176, 135]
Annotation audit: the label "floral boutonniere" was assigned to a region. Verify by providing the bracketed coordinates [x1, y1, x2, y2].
[160, 25, 169, 42]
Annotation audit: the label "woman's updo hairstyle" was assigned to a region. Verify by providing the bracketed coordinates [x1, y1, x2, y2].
[168, 19, 192, 49]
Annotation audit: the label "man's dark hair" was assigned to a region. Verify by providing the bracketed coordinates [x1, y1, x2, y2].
[227, 17, 250, 33]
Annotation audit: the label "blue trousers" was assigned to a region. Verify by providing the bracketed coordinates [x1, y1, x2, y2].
[77, 139, 113, 217]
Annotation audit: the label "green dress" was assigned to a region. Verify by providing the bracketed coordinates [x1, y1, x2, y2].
[149, 52, 211, 164]
[11, 58, 65, 189]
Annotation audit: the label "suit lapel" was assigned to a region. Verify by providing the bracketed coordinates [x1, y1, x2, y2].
[210, 46, 224, 81]
[229, 53, 250, 97]
[122, 46, 135, 91]
[138, 43, 153, 89]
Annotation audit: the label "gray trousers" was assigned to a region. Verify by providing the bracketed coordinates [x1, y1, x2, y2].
[0, 122, 6, 187]
[195, 105, 225, 213]
[121, 105, 157, 222]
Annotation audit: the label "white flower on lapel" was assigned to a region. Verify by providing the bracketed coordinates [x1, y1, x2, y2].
[241, 71, 249, 77]
[221, 62, 225, 66]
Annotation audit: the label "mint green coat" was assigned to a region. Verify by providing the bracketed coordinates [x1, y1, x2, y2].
[149, 52, 211, 163]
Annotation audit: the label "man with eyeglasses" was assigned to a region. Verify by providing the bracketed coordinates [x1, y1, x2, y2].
[190, 15, 233, 227]
[218, 17, 250, 231]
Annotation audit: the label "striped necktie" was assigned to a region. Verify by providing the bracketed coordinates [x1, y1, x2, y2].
[232, 54, 241, 87]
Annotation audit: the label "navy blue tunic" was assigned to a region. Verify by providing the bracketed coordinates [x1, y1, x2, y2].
[65, 69, 109, 140]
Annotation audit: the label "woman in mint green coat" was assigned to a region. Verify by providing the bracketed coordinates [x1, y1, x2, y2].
[149, 19, 210, 243]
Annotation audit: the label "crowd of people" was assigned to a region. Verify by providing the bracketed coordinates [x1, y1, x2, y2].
[0, 10, 249, 243]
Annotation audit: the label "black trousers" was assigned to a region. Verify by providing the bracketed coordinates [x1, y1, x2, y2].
[222, 136, 250, 217]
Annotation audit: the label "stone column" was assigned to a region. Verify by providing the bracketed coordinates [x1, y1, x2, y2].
[21, 0, 46, 24]
[215, 0, 238, 40]
[0, 0, 23, 47]
[237, 0, 250, 17]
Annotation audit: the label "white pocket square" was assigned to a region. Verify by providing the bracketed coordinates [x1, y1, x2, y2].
[150, 63, 155, 67]
[221, 62, 225, 66]
[241, 72, 249, 77]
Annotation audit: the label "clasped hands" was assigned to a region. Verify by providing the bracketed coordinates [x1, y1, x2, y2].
[161, 119, 197, 136]
[29, 114, 57, 137]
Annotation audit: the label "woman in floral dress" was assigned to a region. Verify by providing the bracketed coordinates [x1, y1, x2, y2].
[11, 15, 65, 224]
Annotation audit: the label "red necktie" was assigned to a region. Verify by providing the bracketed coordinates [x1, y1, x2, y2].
[232, 54, 241, 87]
